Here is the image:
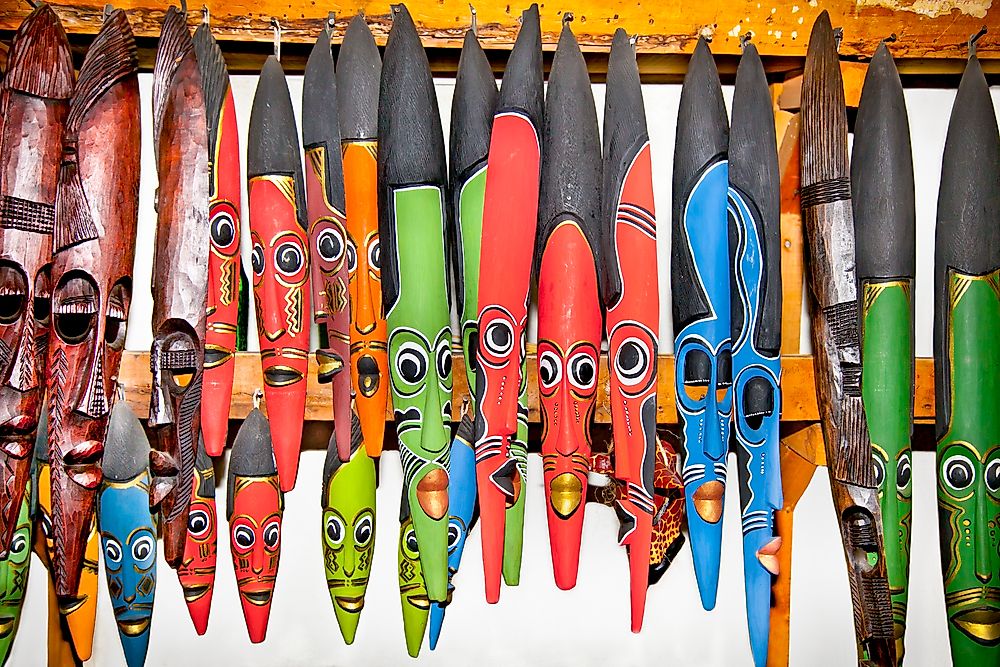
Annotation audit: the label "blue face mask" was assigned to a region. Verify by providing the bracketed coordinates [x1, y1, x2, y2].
[99, 474, 156, 667]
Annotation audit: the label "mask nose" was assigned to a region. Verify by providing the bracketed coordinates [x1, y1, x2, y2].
[354, 265, 377, 334]
[343, 544, 356, 577]
[252, 545, 265, 575]
[76, 345, 108, 418]
[974, 486, 993, 584]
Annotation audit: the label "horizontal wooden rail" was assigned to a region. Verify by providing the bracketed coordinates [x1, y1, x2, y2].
[117, 351, 936, 425]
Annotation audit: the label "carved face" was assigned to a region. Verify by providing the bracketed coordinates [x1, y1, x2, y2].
[938, 269, 1000, 660]
[229, 474, 282, 643]
[398, 516, 428, 657]
[0, 486, 30, 661]
[98, 473, 155, 666]
[342, 142, 387, 458]
[249, 175, 310, 490]
[177, 452, 216, 635]
[322, 446, 376, 644]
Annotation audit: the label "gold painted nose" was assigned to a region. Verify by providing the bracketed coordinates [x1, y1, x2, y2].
[416, 468, 449, 520]
[549, 473, 582, 519]
[693, 481, 724, 523]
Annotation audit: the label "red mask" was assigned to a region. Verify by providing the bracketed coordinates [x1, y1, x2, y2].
[177, 440, 217, 635]
[195, 24, 242, 458]
[0, 5, 72, 556]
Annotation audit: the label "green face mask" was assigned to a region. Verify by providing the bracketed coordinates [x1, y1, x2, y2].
[386, 184, 453, 603]
[862, 279, 914, 656]
[937, 269, 1000, 664]
[322, 443, 377, 645]
[0, 482, 31, 662]
[398, 514, 429, 657]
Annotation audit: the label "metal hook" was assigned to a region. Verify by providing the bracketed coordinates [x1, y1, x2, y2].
[390, 4, 402, 19]
[969, 25, 987, 57]
[739, 31, 752, 51]
[116, 382, 126, 403]
[253, 388, 264, 410]
[883, 33, 897, 44]
[202, 4, 209, 25]
[469, 4, 477, 35]
[271, 17, 281, 61]
[833, 26, 844, 52]
[562, 11, 574, 25]
[180, 0, 188, 17]
[629, 33, 638, 47]
[327, 11, 335, 31]
[103, 3, 114, 20]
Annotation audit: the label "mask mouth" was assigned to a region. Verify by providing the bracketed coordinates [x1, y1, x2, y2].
[0, 415, 36, 436]
[116, 616, 152, 637]
[0, 437, 32, 458]
[405, 594, 429, 610]
[335, 595, 365, 613]
[240, 588, 273, 606]
[64, 440, 106, 489]
[182, 583, 210, 602]
[204, 345, 233, 369]
[57, 593, 88, 615]
[0, 616, 14, 639]
[357, 355, 380, 397]
[263, 366, 303, 387]
[951, 606, 1000, 644]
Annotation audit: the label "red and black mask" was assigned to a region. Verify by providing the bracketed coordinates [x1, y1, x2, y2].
[0, 5, 73, 556]
[47, 10, 139, 599]
[177, 438, 217, 635]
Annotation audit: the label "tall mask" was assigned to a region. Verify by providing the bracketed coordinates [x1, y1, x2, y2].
[378, 5, 452, 605]
[98, 402, 156, 667]
[473, 3, 541, 603]
[0, 481, 30, 663]
[321, 414, 376, 645]
[671, 37, 732, 611]
[536, 20, 601, 596]
[228, 408, 282, 644]
[194, 22, 242, 458]
[729, 41, 783, 667]
[47, 9, 139, 600]
[247, 56, 309, 492]
[337, 16, 387, 460]
[398, 504, 429, 658]
[601, 28, 658, 632]
[934, 46, 1000, 665]
[304, 28, 352, 463]
[177, 437, 217, 635]
[149, 6, 209, 566]
[0, 4, 73, 556]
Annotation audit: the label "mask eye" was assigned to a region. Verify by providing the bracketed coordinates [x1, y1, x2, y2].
[346, 240, 358, 274]
[368, 239, 381, 271]
[403, 526, 419, 558]
[985, 458, 999, 494]
[943, 454, 975, 493]
[104, 538, 122, 565]
[396, 342, 428, 386]
[568, 351, 597, 392]
[211, 210, 237, 249]
[0, 264, 27, 326]
[131, 535, 154, 563]
[233, 525, 255, 550]
[188, 509, 211, 538]
[9, 534, 25, 555]
[275, 241, 304, 277]
[354, 513, 374, 548]
[251, 242, 265, 281]
[263, 520, 280, 549]
[896, 452, 912, 494]
[716, 350, 733, 403]
[872, 453, 886, 489]
[33, 267, 51, 326]
[325, 513, 345, 547]
[436, 338, 452, 379]
[681, 348, 711, 404]
[537, 350, 561, 391]
[105, 282, 130, 351]
[483, 320, 514, 358]
[614, 338, 650, 387]
[53, 274, 98, 344]
[317, 226, 345, 264]
[447, 520, 461, 549]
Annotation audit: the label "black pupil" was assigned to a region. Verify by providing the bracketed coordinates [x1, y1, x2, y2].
[328, 520, 341, 541]
[370, 243, 381, 269]
[400, 353, 425, 382]
[135, 543, 149, 558]
[277, 243, 302, 274]
[987, 463, 999, 490]
[619, 342, 643, 374]
[212, 216, 235, 246]
[489, 323, 511, 351]
[896, 459, 911, 488]
[948, 460, 972, 488]
[356, 520, 370, 542]
[265, 527, 278, 546]
[189, 513, 207, 532]
[438, 348, 451, 376]
[11, 536, 23, 553]
[252, 247, 265, 275]
[0, 294, 24, 323]
[540, 358, 556, 385]
[347, 245, 357, 271]
[406, 532, 418, 552]
[237, 530, 252, 547]
[320, 231, 341, 261]
[873, 459, 885, 486]
[573, 358, 594, 385]
[448, 525, 460, 546]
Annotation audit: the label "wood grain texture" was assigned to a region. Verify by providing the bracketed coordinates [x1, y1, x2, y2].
[1, 0, 997, 62]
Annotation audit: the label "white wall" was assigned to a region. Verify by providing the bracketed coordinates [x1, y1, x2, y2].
[7, 70, 999, 666]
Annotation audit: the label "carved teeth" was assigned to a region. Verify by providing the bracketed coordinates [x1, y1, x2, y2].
[757, 536, 783, 575]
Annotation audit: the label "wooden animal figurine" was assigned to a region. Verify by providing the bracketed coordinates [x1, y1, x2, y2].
[321, 413, 376, 645]
[0, 4, 72, 558]
[47, 7, 139, 600]
[800, 13, 896, 665]
[649, 433, 686, 583]
[32, 407, 99, 662]
[227, 407, 283, 644]
[430, 21, 496, 649]
[337, 16, 388, 461]
[853, 41, 915, 663]
[176, 438, 217, 635]
[304, 25, 352, 463]
[601, 28, 657, 631]
[378, 3, 451, 605]
[150, 5, 209, 566]
[398, 497, 429, 658]
[0, 483, 30, 665]
[194, 18, 243, 458]
[474, 3, 542, 603]
[98, 401, 156, 667]
[537, 17, 601, 596]
[248, 54, 309, 492]
[729, 38, 783, 667]
[671, 36, 731, 611]
[933, 30, 1000, 667]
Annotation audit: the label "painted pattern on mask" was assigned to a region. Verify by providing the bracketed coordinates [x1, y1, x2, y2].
[177, 440, 217, 635]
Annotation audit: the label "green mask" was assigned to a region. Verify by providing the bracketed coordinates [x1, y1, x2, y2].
[386, 184, 453, 603]
[862, 280, 914, 657]
[322, 425, 376, 645]
[0, 482, 31, 662]
[456, 165, 486, 387]
[937, 269, 1000, 663]
[398, 514, 428, 657]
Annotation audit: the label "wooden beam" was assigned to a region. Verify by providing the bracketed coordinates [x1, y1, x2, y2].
[117, 351, 937, 424]
[0, 0, 996, 65]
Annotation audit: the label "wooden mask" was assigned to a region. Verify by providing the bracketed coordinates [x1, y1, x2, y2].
[149, 6, 210, 567]
[473, 3, 541, 603]
[47, 9, 139, 600]
[0, 4, 73, 557]
[378, 4, 452, 605]
[248, 56, 309, 492]
[337, 16, 387, 460]
[304, 27, 352, 463]
[671, 37, 731, 611]
[601, 28, 658, 632]
[194, 22, 243, 458]
[729, 40, 783, 667]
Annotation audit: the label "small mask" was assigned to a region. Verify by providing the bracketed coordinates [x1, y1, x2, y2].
[177, 437, 217, 635]
[398, 509, 428, 658]
[0, 482, 31, 663]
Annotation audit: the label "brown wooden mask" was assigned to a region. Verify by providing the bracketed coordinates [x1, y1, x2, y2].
[0, 5, 73, 557]
[149, 6, 210, 567]
[46, 9, 139, 600]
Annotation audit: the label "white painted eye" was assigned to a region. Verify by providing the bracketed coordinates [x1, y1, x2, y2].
[317, 227, 345, 263]
[436, 338, 452, 379]
[104, 538, 122, 565]
[368, 239, 381, 271]
[275, 241, 304, 277]
[943, 455, 975, 492]
[985, 459, 999, 494]
[538, 350, 561, 390]
[354, 514, 374, 548]
[896, 453, 912, 492]
[325, 514, 345, 547]
[482, 320, 514, 358]
[568, 352, 597, 392]
[614, 337, 650, 386]
[396, 343, 428, 386]
[263, 520, 280, 549]
[131, 535, 154, 563]
[872, 454, 886, 488]
[251, 243, 265, 277]
[234, 525, 255, 549]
